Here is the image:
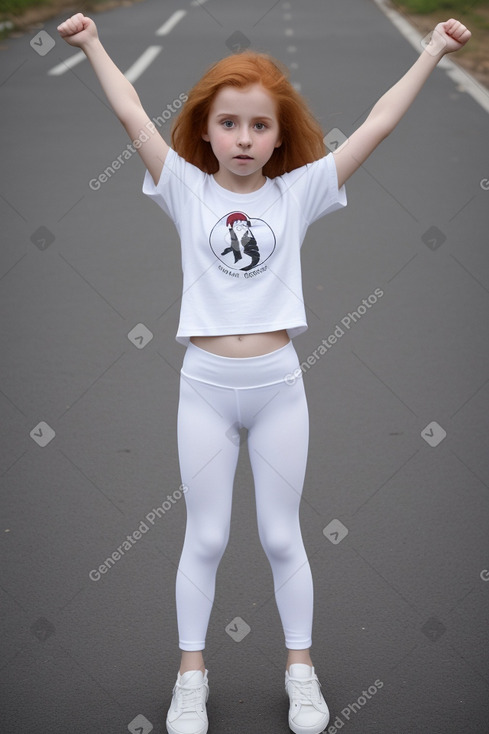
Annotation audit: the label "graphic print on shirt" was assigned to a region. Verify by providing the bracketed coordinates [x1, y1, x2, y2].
[209, 211, 276, 274]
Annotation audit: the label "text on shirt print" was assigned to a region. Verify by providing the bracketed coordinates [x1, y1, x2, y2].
[209, 211, 276, 277]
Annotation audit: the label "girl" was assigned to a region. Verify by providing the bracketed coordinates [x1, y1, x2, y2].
[57, 13, 471, 734]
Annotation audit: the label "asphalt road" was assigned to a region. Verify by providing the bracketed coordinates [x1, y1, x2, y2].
[1, 0, 489, 732]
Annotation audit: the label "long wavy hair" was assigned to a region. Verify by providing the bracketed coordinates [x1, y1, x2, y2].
[170, 50, 326, 178]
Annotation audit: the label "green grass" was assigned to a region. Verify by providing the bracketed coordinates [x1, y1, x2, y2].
[0, 0, 115, 18]
[0, 0, 121, 41]
[395, 0, 489, 13]
[393, 0, 489, 34]
[1, 0, 51, 13]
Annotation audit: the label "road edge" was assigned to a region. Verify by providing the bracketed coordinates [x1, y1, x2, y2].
[372, 0, 489, 114]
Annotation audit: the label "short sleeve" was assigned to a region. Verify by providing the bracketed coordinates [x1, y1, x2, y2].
[142, 148, 205, 225]
[279, 153, 347, 225]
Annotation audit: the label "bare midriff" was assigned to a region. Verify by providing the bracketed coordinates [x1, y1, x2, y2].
[190, 329, 290, 357]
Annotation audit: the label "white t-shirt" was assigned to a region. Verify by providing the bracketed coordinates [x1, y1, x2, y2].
[142, 148, 347, 345]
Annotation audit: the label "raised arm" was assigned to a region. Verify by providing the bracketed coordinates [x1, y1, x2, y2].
[332, 18, 472, 189]
[57, 13, 169, 186]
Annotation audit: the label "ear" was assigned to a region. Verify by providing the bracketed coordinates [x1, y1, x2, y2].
[274, 138, 282, 149]
[202, 130, 210, 142]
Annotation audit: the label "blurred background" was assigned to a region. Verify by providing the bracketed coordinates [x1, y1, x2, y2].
[3, 0, 489, 88]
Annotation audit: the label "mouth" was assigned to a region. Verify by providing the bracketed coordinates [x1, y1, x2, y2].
[234, 155, 253, 160]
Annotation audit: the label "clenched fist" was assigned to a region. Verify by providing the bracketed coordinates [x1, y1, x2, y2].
[57, 13, 98, 48]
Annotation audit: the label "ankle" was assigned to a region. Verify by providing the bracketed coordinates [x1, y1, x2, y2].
[286, 649, 313, 671]
[179, 651, 205, 676]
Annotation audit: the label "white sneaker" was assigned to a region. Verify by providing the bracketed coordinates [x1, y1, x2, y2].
[285, 664, 330, 734]
[166, 668, 209, 734]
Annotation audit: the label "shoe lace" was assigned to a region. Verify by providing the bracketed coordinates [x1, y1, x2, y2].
[290, 677, 320, 706]
[176, 681, 205, 713]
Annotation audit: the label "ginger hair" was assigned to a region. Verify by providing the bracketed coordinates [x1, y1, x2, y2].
[170, 50, 326, 178]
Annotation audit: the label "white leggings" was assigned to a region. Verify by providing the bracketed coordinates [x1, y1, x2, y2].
[175, 340, 313, 651]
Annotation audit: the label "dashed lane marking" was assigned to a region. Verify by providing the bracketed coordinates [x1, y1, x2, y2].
[48, 50, 85, 76]
[156, 9, 187, 36]
[48, 9, 187, 78]
[123, 45, 162, 83]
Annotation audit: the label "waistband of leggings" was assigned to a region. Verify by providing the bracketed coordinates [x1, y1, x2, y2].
[181, 340, 302, 389]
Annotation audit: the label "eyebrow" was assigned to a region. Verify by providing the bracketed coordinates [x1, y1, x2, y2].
[214, 112, 275, 121]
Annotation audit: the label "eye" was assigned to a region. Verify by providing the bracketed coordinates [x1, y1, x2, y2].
[221, 120, 235, 128]
[254, 122, 267, 131]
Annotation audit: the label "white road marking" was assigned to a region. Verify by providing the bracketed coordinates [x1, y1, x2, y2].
[48, 50, 85, 76]
[49, 8, 187, 78]
[373, 0, 489, 114]
[123, 45, 162, 83]
[156, 9, 187, 36]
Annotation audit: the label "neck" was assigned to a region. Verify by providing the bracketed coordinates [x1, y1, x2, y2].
[213, 167, 266, 194]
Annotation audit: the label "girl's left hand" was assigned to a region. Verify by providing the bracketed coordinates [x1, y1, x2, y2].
[428, 18, 471, 55]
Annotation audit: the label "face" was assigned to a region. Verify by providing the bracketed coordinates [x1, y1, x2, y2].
[232, 221, 247, 233]
[202, 83, 282, 181]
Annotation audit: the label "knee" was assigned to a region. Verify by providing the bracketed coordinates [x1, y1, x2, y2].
[191, 524, 230, 565]
[259, 524, 299, 564]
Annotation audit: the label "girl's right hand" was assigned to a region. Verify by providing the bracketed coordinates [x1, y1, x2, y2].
[57, 13, 98, 48]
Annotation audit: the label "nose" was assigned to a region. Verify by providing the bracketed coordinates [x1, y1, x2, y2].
[237, 126, 251, 147]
